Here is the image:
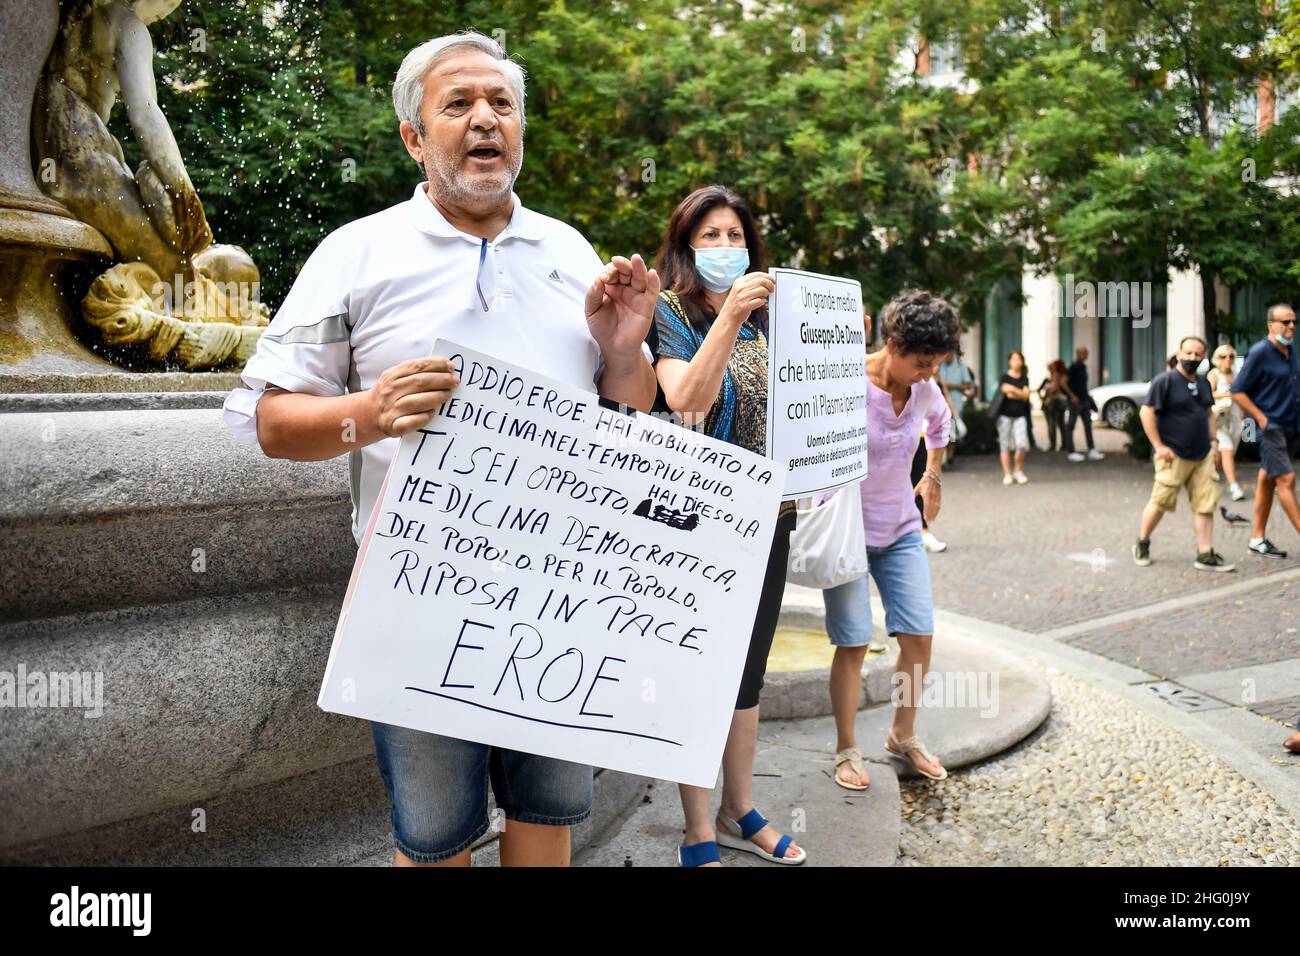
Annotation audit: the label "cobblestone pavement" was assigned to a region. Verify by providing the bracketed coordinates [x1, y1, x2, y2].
[1253, 696, 1300, 724]
[1065, 576, 1300, 679]
[893, 417, 1300, 862]
[899, 669, 1300, 866]
[931, 419, 1300, 635]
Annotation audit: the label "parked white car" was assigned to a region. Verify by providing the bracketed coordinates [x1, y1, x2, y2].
[1089, 381, 1151, 429]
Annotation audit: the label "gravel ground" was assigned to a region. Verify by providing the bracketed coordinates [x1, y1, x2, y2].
[899, 668, 1300, 866]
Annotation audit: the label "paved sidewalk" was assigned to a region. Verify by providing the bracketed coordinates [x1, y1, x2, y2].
[927, 417, 1300, 781]
[933, 419, 1299, 631]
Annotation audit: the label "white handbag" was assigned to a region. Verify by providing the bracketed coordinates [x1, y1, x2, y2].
[950, 412, 968, 441]
[786, 483, 868, 589]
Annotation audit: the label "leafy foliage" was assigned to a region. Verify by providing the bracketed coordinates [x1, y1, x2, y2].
[106, 0, 1298, 320]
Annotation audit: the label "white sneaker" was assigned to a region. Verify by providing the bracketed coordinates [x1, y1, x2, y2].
[1002, 474, 1013, 486]
[1087, 449, 1105, 461]
[1229, 483, 1245, 501]
[1067, 452, 1085, 462]
[921, 530, 948, 553]
[1013, 470, 1029, 484]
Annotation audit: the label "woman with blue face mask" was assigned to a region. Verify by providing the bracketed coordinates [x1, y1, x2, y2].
[648, 185, 805, 867]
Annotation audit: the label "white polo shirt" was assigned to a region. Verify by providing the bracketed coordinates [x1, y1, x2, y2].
[223, 182, 614, 545]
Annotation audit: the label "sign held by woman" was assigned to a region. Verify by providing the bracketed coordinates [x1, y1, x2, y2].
[765, 268, 870, 498]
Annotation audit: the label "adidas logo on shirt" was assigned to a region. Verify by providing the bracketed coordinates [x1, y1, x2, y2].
[546, 269, 562, 282]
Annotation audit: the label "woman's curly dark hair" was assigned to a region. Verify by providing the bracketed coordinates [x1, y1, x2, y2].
[878, 290, 961, 357]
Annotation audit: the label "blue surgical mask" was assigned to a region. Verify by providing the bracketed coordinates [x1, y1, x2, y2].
[1279, 334, 1294, 346]
[692, 246, 749, 293]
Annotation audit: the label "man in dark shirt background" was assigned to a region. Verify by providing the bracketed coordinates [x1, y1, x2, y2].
[1132, 335, 1234, 572]
[1064, 346, 1104, 462]
[1231, 303, 1300, 560]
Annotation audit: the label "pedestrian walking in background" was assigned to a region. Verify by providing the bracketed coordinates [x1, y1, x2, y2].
[1064, 346, 1105, 462]
[1231, 303, 1300, 559]
[1208, 344, 1246, 501]
[1132, 336, 1235, 572]
[938, 351, 975, 467]
[1038, 358, 1070, 452]
[996, 350, 1032, 485]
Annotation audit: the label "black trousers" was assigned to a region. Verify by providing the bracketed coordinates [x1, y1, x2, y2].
[1064, 401, 1095, 452]
[1043, 397, 1068, 450]
[735, 507, 796, 710]
[911, 436, 929, 530]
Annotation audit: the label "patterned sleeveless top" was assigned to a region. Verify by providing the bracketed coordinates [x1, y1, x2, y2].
[649, 290, 794, 519]
[650, 290, 769, 456]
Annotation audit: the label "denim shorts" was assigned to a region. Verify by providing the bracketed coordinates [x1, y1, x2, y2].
[370, 721, 593, 863]
[822, 530, 934, 645]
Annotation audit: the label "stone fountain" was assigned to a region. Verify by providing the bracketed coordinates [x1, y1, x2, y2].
[0, 0, 642, 865]
[0, 0, 364, 865]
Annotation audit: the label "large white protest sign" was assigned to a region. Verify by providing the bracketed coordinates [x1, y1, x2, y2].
[765, 268, 869, 499]
[318, 342, 785, 787]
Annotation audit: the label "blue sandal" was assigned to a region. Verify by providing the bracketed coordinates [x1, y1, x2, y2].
[677, 840, 722, 867]
[716, 809, 807, 865]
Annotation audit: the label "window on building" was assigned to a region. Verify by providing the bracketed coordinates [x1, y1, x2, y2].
[1209, 90, 1259, 137]
[927, 35, 963, 75]
[1277, 78, 1298, 122]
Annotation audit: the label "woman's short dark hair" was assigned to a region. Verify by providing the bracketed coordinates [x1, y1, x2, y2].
[1008, 350, 1025, 366]
[878, 290, 961, 357]
[654, 185, 767, 332]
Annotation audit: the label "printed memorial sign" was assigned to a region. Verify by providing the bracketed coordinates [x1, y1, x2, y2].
[766, 268, 869, 498]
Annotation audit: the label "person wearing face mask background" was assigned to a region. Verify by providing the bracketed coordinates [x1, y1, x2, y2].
[1207, 344, 1246, 501]
[647, 184, 805, 867]
[1231, 303, 1300, 559]
[1132, 336, 1235, 572]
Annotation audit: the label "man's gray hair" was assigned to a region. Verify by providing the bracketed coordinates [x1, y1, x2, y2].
[1267, 302, 1295, 321]
[392, 31, 527, 133]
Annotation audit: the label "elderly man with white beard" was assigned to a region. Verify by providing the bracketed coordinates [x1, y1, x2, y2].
[223, 30, 659, 868]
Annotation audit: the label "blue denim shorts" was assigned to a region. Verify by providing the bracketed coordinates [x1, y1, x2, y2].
[370, 721, 593, 863]
[822, 530, 934, 645]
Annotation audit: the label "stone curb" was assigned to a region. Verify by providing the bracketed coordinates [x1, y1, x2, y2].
[758, 604, 898, 720]
[3, 750, 649, 866]
[766, 600, 1053, 780]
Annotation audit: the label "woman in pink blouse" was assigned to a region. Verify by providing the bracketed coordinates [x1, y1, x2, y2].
[822, 291, 959, 790]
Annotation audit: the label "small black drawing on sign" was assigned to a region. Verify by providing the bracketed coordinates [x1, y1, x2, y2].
[633, 499, 699, 531]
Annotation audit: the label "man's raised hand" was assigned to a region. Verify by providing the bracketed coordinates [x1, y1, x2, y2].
[585, 253, 661, 362]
